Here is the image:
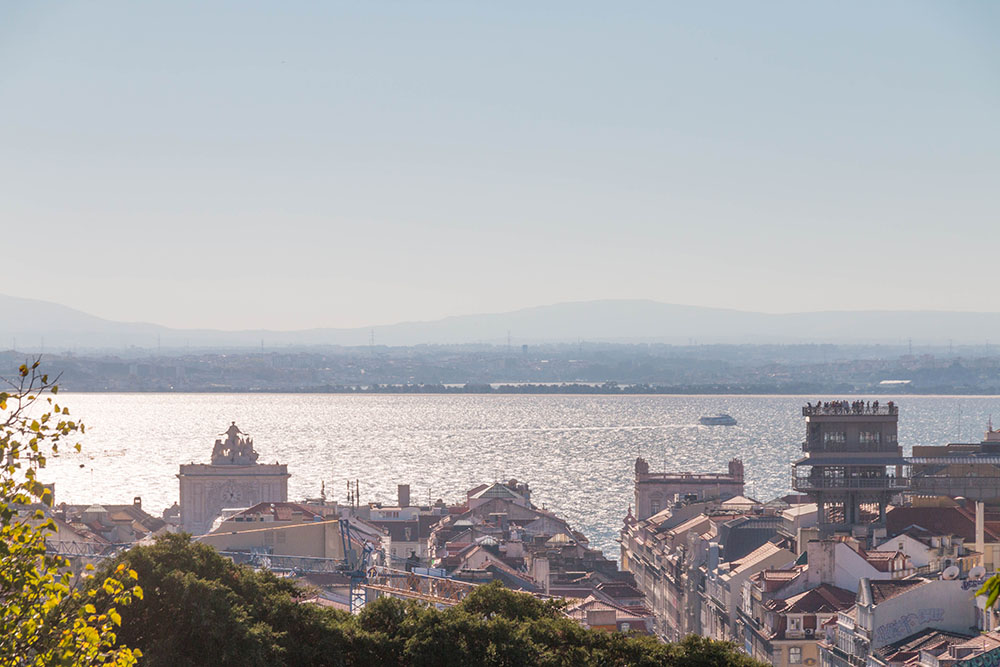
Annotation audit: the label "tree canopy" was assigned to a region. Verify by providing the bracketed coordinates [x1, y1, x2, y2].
[0, 361, 140, 666]
[104, 533, 764, 667]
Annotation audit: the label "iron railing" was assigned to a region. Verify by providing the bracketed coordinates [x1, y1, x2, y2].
[802, 405, 898, 416]
[792, 476, 910, 490]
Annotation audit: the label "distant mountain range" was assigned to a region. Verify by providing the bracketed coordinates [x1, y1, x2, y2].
[2, 293, 999, 351]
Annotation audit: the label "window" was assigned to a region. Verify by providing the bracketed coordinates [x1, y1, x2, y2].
[789, 616, 802, 631]
[860, 431, 881, 445]
[823, 432, 846, 445]
[620, 622, 630, 632]
[789, 647, 802, 664]
[650, 492, 663, 516]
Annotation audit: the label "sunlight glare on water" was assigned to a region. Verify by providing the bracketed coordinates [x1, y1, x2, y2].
[45, 393, 1000, 557]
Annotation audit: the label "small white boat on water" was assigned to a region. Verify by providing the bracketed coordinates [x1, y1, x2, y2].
[699, 414, 737, 426]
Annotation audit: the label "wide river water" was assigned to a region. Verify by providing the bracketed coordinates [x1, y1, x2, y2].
[44, 393, 1000, 557]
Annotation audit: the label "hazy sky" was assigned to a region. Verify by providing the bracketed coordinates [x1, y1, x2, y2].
[2, 2, 998, 330]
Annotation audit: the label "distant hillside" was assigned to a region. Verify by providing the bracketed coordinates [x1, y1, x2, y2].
[2, 293, 1000, 351]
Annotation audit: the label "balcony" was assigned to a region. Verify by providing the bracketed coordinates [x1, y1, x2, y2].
[792, 476, 910, 491]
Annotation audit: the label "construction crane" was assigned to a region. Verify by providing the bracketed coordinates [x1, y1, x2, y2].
[338, 518, 374, 613]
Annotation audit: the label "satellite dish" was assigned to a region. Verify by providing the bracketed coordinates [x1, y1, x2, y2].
[942, 566, 960, 580]
[970, 566, 987, 580]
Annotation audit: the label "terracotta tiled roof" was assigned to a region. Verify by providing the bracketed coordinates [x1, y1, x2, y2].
[229, 502, 324, 521]
[726, 541, 791, 577]
[763, 570, 801, 580]
[471, 483, 522, 501]
[770, 584, 855, 614]
[863, 550, 899, 560]
[874, 628, 973, 662]
[564, 595, 654, 623]
[667, 515, 711, 539]
[862, 549, 907, 572]
[594, 582, 643, 600]
[61, 503, 167, 533]
[298, 596, 350, 611]
[869, 579, 928, 604]
[887, 507, 1000, 542]
[948, 630, 1000, 656]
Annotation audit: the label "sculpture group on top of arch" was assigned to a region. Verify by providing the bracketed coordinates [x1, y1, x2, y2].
[211, 421, 260, 465]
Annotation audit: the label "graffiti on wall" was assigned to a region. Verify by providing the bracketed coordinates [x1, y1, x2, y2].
[957, 646, 1000, 667]
[874, 608, 945, 645]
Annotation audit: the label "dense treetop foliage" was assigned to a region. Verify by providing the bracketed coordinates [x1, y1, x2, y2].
[103, 533, 764, 667]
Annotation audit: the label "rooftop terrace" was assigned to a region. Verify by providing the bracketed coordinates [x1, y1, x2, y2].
[803, 402, 898, 416]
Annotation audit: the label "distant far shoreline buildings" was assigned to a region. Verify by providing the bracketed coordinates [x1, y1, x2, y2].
[7, 343, 1000, 394]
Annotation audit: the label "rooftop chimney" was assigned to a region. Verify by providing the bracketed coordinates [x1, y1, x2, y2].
[398, 484, 410, 508]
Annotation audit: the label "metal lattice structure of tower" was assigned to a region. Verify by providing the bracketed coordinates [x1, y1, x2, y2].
[792, 402, 907, 546]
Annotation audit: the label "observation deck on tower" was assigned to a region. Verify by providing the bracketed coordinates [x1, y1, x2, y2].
[792, 401, 905, 544]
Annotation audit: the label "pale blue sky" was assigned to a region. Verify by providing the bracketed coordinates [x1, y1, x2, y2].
[2, 2, 998, 330]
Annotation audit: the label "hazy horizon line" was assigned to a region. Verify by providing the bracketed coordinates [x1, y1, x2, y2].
[7, 292, 1000, 335]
